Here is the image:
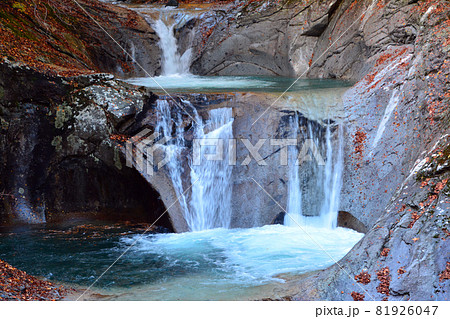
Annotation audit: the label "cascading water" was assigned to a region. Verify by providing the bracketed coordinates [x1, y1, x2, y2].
[154, 100, 191, 218]
[152, 18, 192, 75]
[319, 124, 344, 228]
[284, 116, 344, 229]
[189, 108, 234, 231]
[154, 100, 234, 231]
[285, 114, 304, 227]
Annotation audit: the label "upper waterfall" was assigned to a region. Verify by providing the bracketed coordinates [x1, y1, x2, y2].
[153, 19, 192, 76]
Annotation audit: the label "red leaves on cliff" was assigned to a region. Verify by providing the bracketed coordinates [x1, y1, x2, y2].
[434, 179, 448, 193]
[380, 248, 390, 257]
[439, 262, 450, 282]
[351, 291, 365, 301]
[199, 25, 216, 51]
[308, 53, 314, 67]
[408, 178, 448, 228]
[355, 270, 371, 284]
[110, 134, 130, 143]
[376, 267, 391, 297]
[0, 259, 67, 301]
[0, 0, 99, 76]
[408, 211, 421, 228]
[351, 128, 367, 169]
[375, 48, 409, 69]
[376, 0, 385, 10]
[364, 47, 410, 92]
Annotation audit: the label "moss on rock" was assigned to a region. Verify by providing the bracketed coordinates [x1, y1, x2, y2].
[51, 135, 63, 152]
[55, 104, 72, 129]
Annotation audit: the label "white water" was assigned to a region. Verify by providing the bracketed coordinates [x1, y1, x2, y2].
[154, 100, 234, 231]
[284, 117, 344, 229]
[152, 19, 192, 75]
[285, 115, 304, 227]
[154, 103, 345, 232]
[117, 224, 364, 300]
[319, 124, 344, 228]
[189, 108, 234, 231]
[154, 100, 190, 218]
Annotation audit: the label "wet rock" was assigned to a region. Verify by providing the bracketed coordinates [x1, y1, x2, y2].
[166, 0, 179, 7]
[272, 212, 286, 225]
[337, 211, 368, 233]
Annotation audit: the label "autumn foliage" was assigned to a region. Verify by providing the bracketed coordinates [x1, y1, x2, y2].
[439, 262, 450, 282]
[376, 267, 391, 297]
[351, 128, 367, 169]
[0, 0, 146, 76]
[351, 291, 365, 301]
[0, 0, 98, 76]
[355, 270, 371, 285]
[0, 259, 67, 301]
[380, 248, 390, 257]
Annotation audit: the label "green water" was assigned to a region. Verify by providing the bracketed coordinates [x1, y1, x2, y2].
[126, 75, 352, 93]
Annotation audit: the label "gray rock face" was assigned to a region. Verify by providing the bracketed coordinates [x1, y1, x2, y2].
[188, 1, 298, 76]
[274, 0, 450, 300]
[308, 0, 418, 79]
[0, 62, 171, 228]
[187, 0, 345, 77]
[186, 0, 420, 81]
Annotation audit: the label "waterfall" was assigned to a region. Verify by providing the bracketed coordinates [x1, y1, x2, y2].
[319, 124, 344, 228]
[188, 108, 234, 231]
[154, 100, 234, 231]
[153, 19, 192, 75]
[155, 100, 191, 218]
[284, 116, 344, 229]
[285, 114, 304, 227]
